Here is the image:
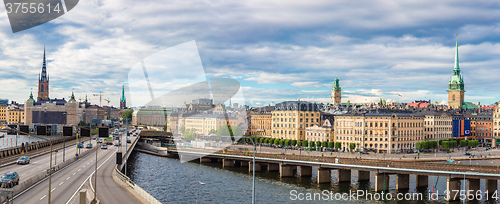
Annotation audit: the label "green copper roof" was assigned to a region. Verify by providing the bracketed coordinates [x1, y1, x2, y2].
[27, 92, 35, 103]
[448, 38, 465, 91]
[462, 102, 479, 109]
[333, 76, 341, 90]
[69, 91, 76, 102]
[120, 84, 126, 103]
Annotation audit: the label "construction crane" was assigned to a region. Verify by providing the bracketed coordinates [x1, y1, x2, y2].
[92, 92, 118, 107]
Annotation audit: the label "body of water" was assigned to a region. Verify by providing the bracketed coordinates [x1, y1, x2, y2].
[127, 151, 500, 203]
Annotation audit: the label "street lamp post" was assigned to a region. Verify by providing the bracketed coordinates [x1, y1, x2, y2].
[1, 126, 54, 204]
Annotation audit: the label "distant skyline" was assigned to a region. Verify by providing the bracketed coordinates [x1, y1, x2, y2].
[2, 1, 500, 107]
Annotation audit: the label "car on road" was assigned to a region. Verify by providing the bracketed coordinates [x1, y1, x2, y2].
[17, 156, 30, 165]
[97, 138, 103, 143]
[126, 138, 131, 143]
[77, 143, 83, 148]
[114, 140, 121, 146]
[464, 152, 471, 156]
[86, 143, 93, 148]
[1, 172, 19, 188]
[101, 144, 107, 149]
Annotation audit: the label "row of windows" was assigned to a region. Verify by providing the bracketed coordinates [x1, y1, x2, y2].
[273, 112, 319, 117]
[336, 121, 423, 128]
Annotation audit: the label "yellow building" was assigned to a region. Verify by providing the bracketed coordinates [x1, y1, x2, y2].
[0, 104, 7, 122]
[335, 112, 424, 153]
[184, 114, 237, 135]
[305, 120, 334, 142]
[271, 101, 321, 140]
[7, 107, 25, 124]
[249, 113, 272, 137]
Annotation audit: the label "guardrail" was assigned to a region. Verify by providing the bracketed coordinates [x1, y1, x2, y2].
[112, 136, 161, 204]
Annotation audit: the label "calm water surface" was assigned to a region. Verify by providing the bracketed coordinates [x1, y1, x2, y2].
[127, 151, 499, 204]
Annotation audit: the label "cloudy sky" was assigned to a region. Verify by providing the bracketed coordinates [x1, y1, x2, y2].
[1, 0, 500, 107]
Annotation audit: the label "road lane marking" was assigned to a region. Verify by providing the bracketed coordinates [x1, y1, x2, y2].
[40, 195, 46, 200]
[66, 177, 70, 180]
[59, 182, 64, 186]
[51, 188, 56, 192]
[66, 150, 117, 204]
[83, 166, 85, 168]
[73, 173, 76, 175]
[78, 168, 81, 171]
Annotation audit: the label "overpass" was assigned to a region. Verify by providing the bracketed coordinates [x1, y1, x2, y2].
[166, 148, 500, 202]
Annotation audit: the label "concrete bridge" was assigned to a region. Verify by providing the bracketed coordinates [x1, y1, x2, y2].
[169, 149, 500, 202]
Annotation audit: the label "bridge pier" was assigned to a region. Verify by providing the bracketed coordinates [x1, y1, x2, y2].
[338, 169, 351, 183]
[268, 163, 279, 172]
[199, 157, 211, 163]
[300, 166, 312, 177]
[446, 178, 461, 201]
[416, 175, 428, 188]
[280, 164, 295, 177]
[317, 168, 331, 184]
[249, 162, 261, 172]
[375, 173, 389, 192]
[358, 171, 370, 182]
[467, 179, 480, 200]
[240, 161, 249, 167]
[486, 180, 498, 196]
[396, 174, 409, 190]
[222, 159, 234, 167]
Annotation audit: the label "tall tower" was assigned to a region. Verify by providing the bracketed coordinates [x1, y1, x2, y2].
[38, 47, 49, 101]
[331, 76, 341, 105]
[447, 37, 465, 109]
[120, 84, 126, 109]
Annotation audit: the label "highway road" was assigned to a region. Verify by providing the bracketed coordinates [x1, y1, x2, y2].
[10, 132, 142, 204]
[0, 136, 93, 187]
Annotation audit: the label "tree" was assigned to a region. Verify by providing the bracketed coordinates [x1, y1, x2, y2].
[274, 139, 280, 145]
[279, 139, 285, 146]
[349, 143, 356, 151]
[460, 140, 468, 147]
[468, 140, 479, 148]
[309, 141, 315, 147]
[179, 125, 186, 134]
[163, 121, 168, 132]
[284, 139, 291, 146]
[416, 142, 422, 150]
[302, 140, 309, 147]
[121, 110, 133, 122]
[316, 141, 321, 148]
[335, 142, 341, 149]
[442, 141, 449, 149]
[430, 141, 438, 149]
[421, 141, 429, 149]
[328, 141, 335, 149]
[216, 125, 243, 137]
[291, 140, 297, 146]
[322, 141, 328, 148]
[208, 129, 216, 135]
[449, 140, 457, 149]
[184, 129, 195, 142]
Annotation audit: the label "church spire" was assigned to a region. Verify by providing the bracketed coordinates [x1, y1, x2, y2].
[120, 84, 126, 103]
[454, 34, 460, 71]
[40, 46, 48, 82]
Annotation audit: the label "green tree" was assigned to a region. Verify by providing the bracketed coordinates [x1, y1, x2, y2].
[291, 140, 297, 146]
[216, 125, 243, 137]
[284, 139, 291, 146]
[328, 141, 335, 149]
[416, 142, 422, 150]
[184, 129, 195, 142]
[279, 139, 285, 146]
[335, 142, 341, 149]
[179, 125, 186, 134]
[460, 140, 468, 147]
[309, 141, 316, 147]
[274, 139, 280, 145]
[302, 140, 309, 147]
[442, 141, 449, 149]
[349, 143, 356, 151]
[121, 110, 133, 122]
[421, 141, 429, 149]
[208, 129, 216, 135]
[322, 141, 328, 148]
[429, 141, 438, 149]
[316, 141, 322, 147]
